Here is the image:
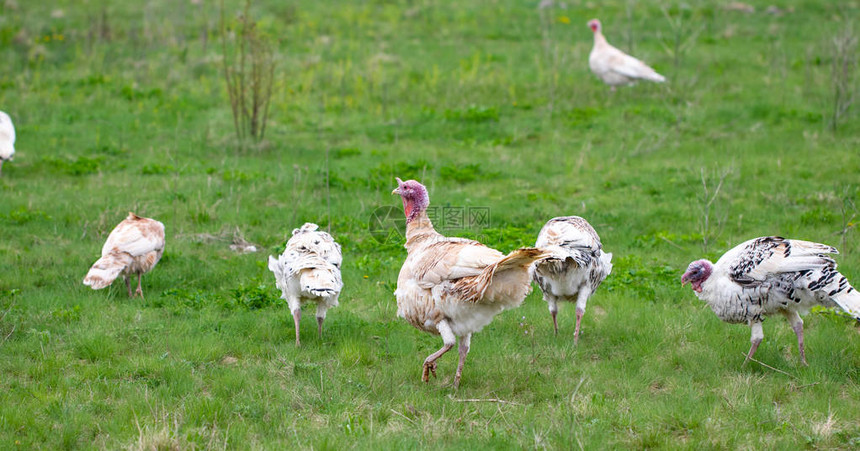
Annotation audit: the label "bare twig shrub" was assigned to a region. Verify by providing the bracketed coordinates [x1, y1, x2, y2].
[697, 167, 733, 253]
[830, 27, 857, 131]
[220, 0, 276, 148]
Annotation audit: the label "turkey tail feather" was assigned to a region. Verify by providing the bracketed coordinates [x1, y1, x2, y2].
[83, 252, 133, 289]
[460, 247, 550, 303]
[300, 268, 340, 293]
[493, 248, 550, 274]
[831, 283, 860, 320]
[642, 71, 666, 83]
[601, 252, 614, 275]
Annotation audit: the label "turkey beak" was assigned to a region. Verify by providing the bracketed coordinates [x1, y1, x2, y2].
[680, 273, 690, 287]
[392, 177, 404, 195]
[392, 187, 401, 195]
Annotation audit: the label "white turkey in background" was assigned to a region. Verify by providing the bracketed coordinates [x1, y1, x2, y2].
[682, 236, 860, 365]
[268, 223, 343, 346]
[83, 212, 166, 297]
[0, 111, 15, 176]
[531, 216, 613, 343]
[588, 19, 666, 89]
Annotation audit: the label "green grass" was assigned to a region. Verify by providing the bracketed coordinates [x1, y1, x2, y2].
[1, 0, 860, 448]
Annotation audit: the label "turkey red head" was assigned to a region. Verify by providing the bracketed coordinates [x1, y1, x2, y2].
[392, 177, 429, 223]
[588, 19, 601, 33]
[681, 260, 713, 293]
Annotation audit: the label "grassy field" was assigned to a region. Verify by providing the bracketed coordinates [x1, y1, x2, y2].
[1, 0, 860, 448]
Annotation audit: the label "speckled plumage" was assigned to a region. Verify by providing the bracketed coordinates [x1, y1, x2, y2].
[683, 236, 860, 364]
[268, 223, 343, 346]
[83, 212, 165, 297]
[531, 216, 613, 340]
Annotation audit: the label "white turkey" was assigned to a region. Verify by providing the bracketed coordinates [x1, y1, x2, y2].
[588, 19, 666, 88]
[682, 236, 860, 365]
[268, 223, 343, 346]
[531, 216, 613, 343]
[0, 111, 15, 176]
[392, 178, 549, 388]
[83, 212, 165, 297]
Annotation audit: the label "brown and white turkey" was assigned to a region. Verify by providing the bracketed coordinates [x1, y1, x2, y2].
[0, 111, 15, 176]
[531, 216, 613, 343]
[682, 236, 860, 365]
[83, 212, 165, 297]
[392, 178, 549, 387]
[268, 223, 343, 346]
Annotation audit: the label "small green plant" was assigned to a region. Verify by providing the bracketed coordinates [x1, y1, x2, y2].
[443, 105, 499, 122]
[332, 147, 362, 159]
[42, 156, 103, 176]
[160, 289, 216, 310]
[6, 206, 51, 224]
[439, 163, 498, 183]
[230, 284, 279, 310]
[141, 163, 175, 175]
[51, 305, 81, 323]
[367, 160, 431, 188]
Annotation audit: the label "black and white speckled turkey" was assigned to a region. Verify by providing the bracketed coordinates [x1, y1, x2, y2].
[531, 216, 613, 343]
[682, 236, 860, 365]
[268, 223, 343, 346]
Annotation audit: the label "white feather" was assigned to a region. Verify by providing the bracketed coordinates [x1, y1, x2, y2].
[0, 111, 16, 162]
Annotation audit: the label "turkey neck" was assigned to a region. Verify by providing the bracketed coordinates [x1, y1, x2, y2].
[404, 210, 441, 252]
[592, 32, 608, 49]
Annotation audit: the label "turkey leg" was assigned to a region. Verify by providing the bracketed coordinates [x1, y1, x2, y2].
[423, 320, 455, 383]
[453, 334, 471, 388]
[574, 308, 585, 345]
[573, 289, 591, 345]
[292, 308, 302, 346]
[547, 298, 559, 335]
[744, 321, 764, 364]
[135, 274, 144, 298]
[784, 311, 807, 365]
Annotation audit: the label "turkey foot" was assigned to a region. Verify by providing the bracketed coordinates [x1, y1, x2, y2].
[135, 274, 144, 298]
[421, 343, 453, 383]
